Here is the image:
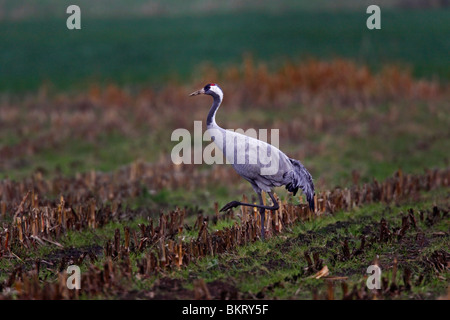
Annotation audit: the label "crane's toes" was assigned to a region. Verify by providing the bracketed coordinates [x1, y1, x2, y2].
[220, 201, 241, 212]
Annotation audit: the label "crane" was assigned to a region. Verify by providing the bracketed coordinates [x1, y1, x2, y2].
[190, 83, 315, 240]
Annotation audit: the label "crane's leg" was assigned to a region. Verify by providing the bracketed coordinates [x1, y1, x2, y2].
[220, 192, 279, 212]
[220, 192, 279, 240]
[258, 192, 266, 241]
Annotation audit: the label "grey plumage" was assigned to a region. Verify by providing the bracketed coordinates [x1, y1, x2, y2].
[284, 158, 315, 211]
[190, 83, 315, 239]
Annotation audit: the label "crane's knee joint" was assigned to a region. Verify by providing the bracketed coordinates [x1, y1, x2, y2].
[272, 203, 279, 211]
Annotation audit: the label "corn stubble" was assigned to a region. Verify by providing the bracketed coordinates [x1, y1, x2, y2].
[0, 167, 448, 299]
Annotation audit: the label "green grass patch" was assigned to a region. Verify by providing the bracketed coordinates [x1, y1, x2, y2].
[171, 187, 449, 299]
[1, 9, 449, 92]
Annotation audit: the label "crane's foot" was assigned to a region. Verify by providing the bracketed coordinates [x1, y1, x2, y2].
[220, 201, 241, 212]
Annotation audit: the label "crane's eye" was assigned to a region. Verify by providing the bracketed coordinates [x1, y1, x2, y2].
[204, 84, 211, 91]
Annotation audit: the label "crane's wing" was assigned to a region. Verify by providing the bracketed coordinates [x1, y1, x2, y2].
[210, 128, 315, 209]
[285, 158, 315, 211]
[227, 133, 292, 182]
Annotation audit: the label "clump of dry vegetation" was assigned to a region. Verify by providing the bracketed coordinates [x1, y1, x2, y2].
[0, 167, 448, 299]
[1, 59, 448, 186]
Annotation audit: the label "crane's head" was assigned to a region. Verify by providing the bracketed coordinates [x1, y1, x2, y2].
[189, 83, 223, 100]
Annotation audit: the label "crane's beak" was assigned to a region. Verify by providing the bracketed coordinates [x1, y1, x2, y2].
[189, 88, 205, 96]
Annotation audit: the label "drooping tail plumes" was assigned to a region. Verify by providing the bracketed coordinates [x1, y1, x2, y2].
[285, 158, 315, 212]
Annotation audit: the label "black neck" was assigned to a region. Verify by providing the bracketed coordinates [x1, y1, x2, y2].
[206, 95, 221, 126]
